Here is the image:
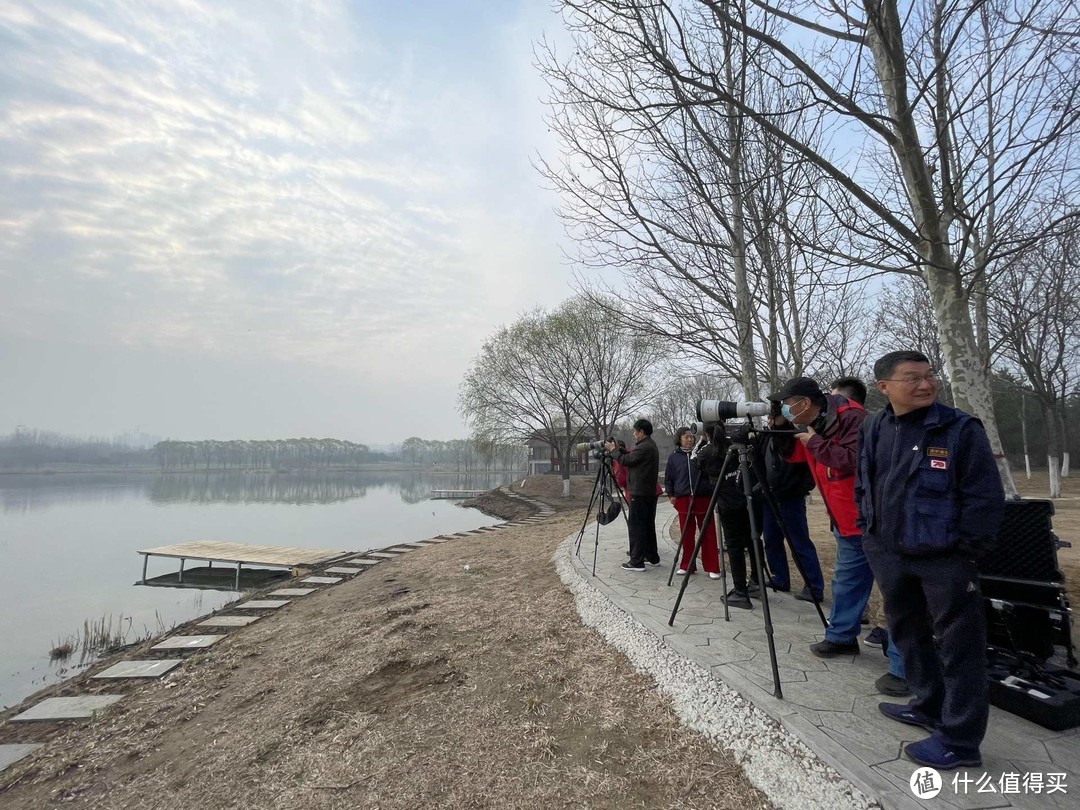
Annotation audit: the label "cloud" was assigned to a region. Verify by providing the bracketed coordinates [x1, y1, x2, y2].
[0, 0, 576, 439]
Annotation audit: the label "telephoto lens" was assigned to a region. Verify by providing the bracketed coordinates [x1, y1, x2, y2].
[697, 399, 771, 422]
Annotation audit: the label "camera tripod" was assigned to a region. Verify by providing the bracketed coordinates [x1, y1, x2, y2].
[574, 452, 629, 577]
[667, 429, 828, 698]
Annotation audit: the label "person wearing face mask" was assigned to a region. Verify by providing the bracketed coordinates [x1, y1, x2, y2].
[767, 376, 869, 658]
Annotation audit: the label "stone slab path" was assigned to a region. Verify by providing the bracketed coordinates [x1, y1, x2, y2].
[564, 502, 1079, 810]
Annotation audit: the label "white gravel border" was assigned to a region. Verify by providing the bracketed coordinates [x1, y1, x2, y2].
[554, 535, 879, 810]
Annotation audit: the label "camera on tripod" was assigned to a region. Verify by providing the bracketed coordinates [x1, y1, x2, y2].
[575, 439, 607, 455]
[692, 399, 775, 445]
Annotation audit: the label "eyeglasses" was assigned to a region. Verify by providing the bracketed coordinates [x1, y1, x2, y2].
[879, 372, 939, 385]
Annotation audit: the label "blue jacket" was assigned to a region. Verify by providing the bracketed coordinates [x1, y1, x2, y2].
[663, 448, 712, 498]
[856, 402, 1004, 558]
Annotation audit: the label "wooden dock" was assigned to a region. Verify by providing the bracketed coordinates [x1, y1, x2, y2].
[137, 541, 349, 590]
[430, 489, 487, 499]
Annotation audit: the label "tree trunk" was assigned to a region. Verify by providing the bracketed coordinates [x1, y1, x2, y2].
[724, 58, 760, 400]
[863, 2, 1016, 497]
[1041, 401, 1063, 498]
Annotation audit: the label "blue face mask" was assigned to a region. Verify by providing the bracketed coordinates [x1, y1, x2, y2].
[781, 403, 799, 422]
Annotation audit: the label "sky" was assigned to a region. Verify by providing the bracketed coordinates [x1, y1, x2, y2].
[0, 0, 577, 444]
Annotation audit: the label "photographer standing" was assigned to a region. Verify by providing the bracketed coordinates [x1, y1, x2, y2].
[857, 351, 1004, 770]
[607, 418, 660, 573]
[768, 377, 869, 658]
[664, 427, 721, 578]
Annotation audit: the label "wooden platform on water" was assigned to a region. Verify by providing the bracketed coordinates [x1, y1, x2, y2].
[137, 541, 350, 590]
[430, 489, 487, 499]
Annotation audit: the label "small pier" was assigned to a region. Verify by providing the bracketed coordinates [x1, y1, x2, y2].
[137, 541, 350, 590]
[430, 489, 488, 499]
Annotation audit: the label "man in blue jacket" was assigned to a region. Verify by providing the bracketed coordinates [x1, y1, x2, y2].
[856, 350, 1005, 770]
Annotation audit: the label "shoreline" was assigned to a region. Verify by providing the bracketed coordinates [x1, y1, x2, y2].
[0, 476, 776, 809]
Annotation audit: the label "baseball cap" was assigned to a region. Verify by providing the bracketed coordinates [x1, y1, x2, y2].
[767, 376, 824, 402]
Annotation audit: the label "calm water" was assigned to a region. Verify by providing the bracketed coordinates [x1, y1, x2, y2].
[0, 470, 514, 709]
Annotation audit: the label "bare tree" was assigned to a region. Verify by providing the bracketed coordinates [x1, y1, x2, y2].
[562, 298, 662, 437]
[543, 0, 1080, 496]
[459, 308, 586, 495]
[647, 367, 743, 435]
[988, 220, 1080, 495]
[459, 301, 658, 495]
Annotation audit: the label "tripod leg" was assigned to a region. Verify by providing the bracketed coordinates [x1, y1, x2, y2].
[574, 462, 606, 557]
[738, 445, 783, 699]
[669, 448, 735, 627]
[748, 452, 828, 629]
[667, 498, 697, 586]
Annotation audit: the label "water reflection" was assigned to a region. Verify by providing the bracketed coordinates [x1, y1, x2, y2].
[0, 470, 518, 512]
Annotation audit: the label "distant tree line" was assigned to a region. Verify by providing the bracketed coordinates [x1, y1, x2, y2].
[0, 428, 150, 469]
[0, 430, 526, 472]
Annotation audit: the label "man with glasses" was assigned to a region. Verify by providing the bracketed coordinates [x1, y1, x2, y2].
[857, 350, 1004, 770]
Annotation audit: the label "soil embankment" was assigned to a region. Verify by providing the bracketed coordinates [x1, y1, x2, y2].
[0, 475, 768, 809]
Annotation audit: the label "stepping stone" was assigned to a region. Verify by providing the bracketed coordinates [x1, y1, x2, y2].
[197, 615, 261, 627]
[93, 660, 181, 679]
[344, 559, 380, 566]
[365, 552, 399, 559]
[324, 566, 362, 574]
[426, 537, 451, 543]
[402, 542, 431, 547]
[11, 695, 123, 722]
[270, 588, 317, 596]
[301, 576, 342, 585]
[0, 744, 41, 771]
[386, 547, 414, 553]
[152, 635, 224, 651]
[235, 599, 290, 609]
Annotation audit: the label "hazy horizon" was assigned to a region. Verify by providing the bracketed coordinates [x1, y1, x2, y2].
[1, 1, 579, 442]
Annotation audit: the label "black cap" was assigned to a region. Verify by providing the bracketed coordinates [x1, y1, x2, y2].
[768, 376, 824, 402]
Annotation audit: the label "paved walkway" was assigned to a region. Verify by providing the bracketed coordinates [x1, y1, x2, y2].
[565, 502, 1079, 809]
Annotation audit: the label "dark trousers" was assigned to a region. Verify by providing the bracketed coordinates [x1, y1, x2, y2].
[762, 495, 825, 597]
[863, 540, 989, 755]
[718, 502, 762, 590]
[628, 495, 658, 565]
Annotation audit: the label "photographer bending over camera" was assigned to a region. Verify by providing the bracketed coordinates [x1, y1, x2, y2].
[607, 419, 660, 573]
[664, 427, 721, 578]
[768, 376, 869, 658]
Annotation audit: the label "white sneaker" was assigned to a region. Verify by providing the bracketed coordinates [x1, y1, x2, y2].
[676, 568, 688, 576]
[709, 573, 721, 580]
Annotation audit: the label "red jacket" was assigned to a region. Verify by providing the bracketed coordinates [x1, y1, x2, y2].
[785, 395, 866, 537]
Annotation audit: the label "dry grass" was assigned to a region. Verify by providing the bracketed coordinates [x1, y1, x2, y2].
[0, 481, 770, 810]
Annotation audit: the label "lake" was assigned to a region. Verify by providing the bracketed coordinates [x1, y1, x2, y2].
[0, 469, 514, 709]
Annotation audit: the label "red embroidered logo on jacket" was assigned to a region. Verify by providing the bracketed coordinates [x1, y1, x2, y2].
[930, 459, 948, 470]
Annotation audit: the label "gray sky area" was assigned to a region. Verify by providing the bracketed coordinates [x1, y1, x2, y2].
[0, 0, 577, 444]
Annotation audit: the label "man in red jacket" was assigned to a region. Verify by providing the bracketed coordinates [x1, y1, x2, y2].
[769, 376, 870, 657]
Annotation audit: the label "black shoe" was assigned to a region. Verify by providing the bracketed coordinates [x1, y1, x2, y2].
[878, 702, 938, 732]
[875, 672, 912, 697]
[746, 580, 760, 597]
[766, 578, 790, 592]
[793, 586, 824, 603]
[620, 561, 646, 572]
[723, 588, 752, 610]
[864, 627, 887, 648]
[645, 558, 661, 567]
[810, 639, 860, 658]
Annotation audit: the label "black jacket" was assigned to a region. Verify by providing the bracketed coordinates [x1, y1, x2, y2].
[614, 436, 659, 497]
[761, 434, 814, 500]
[663, 448, 712, 498]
